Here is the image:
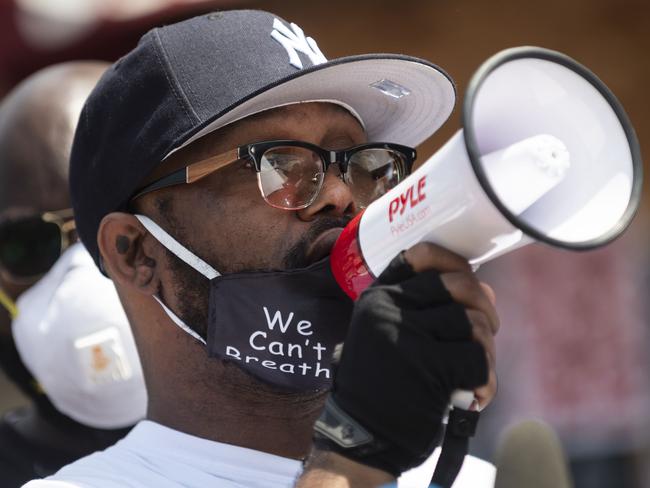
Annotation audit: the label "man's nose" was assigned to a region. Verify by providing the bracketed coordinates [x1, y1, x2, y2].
[296, 165, 357, 221]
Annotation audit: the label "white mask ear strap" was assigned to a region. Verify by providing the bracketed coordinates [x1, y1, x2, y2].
[152, 296, 207, 345]
[134, 214, 220, 280]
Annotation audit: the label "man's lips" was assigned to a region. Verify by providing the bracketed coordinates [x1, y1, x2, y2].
[305, 228, 344, 265]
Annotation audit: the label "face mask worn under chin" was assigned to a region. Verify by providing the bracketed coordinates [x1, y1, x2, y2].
[135, 214, 353, 392]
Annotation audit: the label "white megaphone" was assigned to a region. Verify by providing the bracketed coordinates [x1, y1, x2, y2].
[331, 46, 643, 302]
[330, 46, 642, 488]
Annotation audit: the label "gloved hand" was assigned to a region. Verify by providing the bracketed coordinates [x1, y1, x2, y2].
[314, 243, 497, 477]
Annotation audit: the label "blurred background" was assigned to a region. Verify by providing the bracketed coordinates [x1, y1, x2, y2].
[1, 0, 648, 486]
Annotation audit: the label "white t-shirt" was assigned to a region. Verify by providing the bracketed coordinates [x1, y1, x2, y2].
[23, 421, 495, 488]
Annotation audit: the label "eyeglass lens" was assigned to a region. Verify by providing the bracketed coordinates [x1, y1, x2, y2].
[258, 146, 325, 209]
[0, 218, 62, 277]
[257, 146, 405, 210]
[346, 149, 403, 208]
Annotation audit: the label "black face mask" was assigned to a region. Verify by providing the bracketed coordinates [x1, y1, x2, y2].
[136, 215, 353, 392]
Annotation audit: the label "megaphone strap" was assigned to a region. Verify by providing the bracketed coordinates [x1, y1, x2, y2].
[430, 408, 480, 488]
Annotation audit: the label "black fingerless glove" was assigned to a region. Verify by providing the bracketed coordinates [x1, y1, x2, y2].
[314, 252, 488, 476]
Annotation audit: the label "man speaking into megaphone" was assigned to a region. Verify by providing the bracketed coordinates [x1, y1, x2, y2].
[26, 10, 498, 488]
[26, 11, 640, 488]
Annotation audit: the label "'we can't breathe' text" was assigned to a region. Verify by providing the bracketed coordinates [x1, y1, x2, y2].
[224, 306, 331, 379]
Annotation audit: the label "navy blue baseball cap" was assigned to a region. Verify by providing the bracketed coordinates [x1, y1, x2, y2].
[70, 9, 456, 267]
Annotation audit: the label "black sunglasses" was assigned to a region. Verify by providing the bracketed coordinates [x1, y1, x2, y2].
[0, 208, 75, 281]
[132, 140, 417, 210]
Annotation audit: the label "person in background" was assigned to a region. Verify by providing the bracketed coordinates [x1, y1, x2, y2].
[0, 62, 147, 487]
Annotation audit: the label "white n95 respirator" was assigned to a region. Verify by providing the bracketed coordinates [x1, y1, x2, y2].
[12, 242, 147, 429]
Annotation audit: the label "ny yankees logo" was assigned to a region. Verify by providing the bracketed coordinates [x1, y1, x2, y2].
[271, 19, 327, 69]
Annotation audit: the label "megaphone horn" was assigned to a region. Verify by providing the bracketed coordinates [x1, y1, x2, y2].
[331, 46, 643, 300]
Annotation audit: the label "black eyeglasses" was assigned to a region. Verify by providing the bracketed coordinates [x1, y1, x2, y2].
[132, 140, 417, 210]
[0, 208, 75, 281]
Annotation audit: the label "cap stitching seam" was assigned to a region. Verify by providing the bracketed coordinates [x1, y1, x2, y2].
[152, 29, 201, 123]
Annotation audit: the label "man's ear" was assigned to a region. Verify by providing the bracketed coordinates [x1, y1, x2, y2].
[97, 212, 160, 294]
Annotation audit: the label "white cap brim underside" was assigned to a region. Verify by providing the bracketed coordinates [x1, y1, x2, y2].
[168, 58, 455, 157]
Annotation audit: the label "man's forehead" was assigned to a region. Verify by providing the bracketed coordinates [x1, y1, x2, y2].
[157, 102, 364, 175]
[168, 98, 366, 158]
[214, 102, 364, 143]
[264, 102, 358, 123]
